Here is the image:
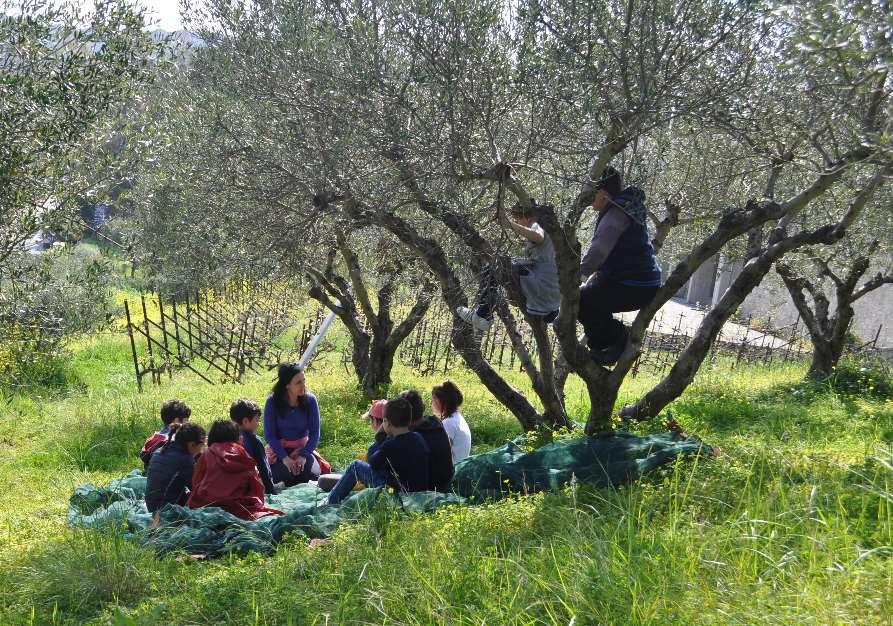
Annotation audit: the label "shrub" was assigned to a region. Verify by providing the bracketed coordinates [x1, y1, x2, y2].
[823, 358, 893, 400]
[0, 250, 117, 390]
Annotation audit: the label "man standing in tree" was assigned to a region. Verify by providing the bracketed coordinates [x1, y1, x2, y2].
[579, 167, 662, 365]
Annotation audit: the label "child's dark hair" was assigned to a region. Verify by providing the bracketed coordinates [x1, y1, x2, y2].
[594, 166, 622, 197]
[160, 399, 191, 426]
[207, 419, 241, 445]
[163, 422, 205, 453]
[432, 380, 463, 416]
[271, 362, 307, 410]
[397, 389, 425, 423]
[384, 397, 413, 428]
[230, 398, 261, 424]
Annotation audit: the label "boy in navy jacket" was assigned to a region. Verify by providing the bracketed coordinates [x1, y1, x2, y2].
[144, 422, 206, 527]
[327, 397, 429, 505]
[230, 398, 280, 495]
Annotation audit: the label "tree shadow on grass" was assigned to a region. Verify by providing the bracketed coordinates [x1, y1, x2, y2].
[0, 366, 89, 404]
[669, 376, 892, 442]
[468, 413, 522, 451]
[53, 401, 156, 474]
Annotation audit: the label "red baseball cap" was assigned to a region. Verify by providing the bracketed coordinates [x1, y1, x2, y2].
[362, 399, 387, 421]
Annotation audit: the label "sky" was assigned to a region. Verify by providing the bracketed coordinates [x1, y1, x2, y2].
[137, 0, 183, 30]
[79, 0, 185, 31]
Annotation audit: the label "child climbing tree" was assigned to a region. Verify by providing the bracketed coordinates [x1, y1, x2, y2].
[136, 0, 891, 434]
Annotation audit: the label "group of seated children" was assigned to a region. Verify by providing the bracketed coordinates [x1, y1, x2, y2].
[141, 379, 473, 523]
[143, 398, 284, 527]
[327, 380, 471, 505]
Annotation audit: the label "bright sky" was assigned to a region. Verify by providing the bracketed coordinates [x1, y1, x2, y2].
[136, 0, 183, 30]
[77, 0, 185, 30]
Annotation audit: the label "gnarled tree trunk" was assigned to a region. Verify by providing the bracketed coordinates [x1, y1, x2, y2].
[307, 235, 434, 399]
[776, 240, 892, 381]
[620, 167, 888, 420]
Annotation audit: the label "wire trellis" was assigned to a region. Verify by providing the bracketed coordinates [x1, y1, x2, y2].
[124, 284, 331, 390]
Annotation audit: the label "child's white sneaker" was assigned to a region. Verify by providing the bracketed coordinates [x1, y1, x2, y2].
[456, 306, 492, 331]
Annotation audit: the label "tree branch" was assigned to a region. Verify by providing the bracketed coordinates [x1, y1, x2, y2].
[650, 198, 682, 254]
[335, 232, 378, 327]
[336, 195, 542, 429]
[775, 262, 825, 339]
[852, 268, 893, 302]
[621, 166, 888, 420]
[386, 277, 436, 351]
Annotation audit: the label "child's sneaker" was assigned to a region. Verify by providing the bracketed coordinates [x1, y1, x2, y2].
[456, 306, 492, 331]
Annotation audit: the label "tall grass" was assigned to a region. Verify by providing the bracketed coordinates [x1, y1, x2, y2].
[0, 328, 890, 624]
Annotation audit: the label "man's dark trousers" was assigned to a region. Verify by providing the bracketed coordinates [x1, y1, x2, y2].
[578, 280, 659, 351]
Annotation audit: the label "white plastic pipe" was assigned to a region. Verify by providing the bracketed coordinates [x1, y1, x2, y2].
[298, 302, 339, 368]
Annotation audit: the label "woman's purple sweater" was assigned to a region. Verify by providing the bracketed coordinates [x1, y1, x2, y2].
[263, 392, 321, 462]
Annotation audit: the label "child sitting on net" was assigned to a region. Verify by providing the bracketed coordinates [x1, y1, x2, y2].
[326, 397, 430, 505]
[456, 201, 561, 331]
[139, 399, 191, 473]
[230, 398, 282, 495]
[362, 399, 388, 458]
[188, 420, 283, 521]
[144, 422, 206, 528]
[365, 392, 454, 492]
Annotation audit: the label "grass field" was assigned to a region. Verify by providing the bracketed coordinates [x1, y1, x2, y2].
[0, 325, 890, 624]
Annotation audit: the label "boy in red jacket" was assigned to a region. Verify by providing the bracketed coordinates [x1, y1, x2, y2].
[188, 420, 282, 521]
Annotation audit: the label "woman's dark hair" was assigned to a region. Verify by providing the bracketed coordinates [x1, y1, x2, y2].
[432, 380, 463, 416]
[397, 389, 425, 423]
[384, 397, 413, 428]
[230, 398, 261, 424]
[271, 362, 307, 411]
[163, 422, 206, 453]
[207, 419, 241, 445]
[509, 200, 538, 220]
[595, 166, 622, 198]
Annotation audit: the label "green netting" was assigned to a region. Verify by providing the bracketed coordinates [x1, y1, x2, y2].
[452, 431, 711, 498]
[68, 432, 711, 557]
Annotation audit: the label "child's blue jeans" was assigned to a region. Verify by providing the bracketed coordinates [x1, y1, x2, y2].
[327, 460, 388, 504]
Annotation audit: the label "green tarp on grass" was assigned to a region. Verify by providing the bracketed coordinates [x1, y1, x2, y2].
[69, 432, 711, 557]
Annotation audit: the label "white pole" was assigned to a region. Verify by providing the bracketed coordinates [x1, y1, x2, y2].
[298, 302, 339, 368]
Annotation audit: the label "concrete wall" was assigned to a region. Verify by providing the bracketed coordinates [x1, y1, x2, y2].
[737, 273, 892, 347]
[684, 254, 718, 307]
[670, 254, 892, 348]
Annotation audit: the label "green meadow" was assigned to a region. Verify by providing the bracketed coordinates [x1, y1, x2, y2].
[0, 323, 890, 625]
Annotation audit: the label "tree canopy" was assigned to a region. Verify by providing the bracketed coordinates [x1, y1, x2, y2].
[124, 0, 892, 431]
[0, 0, 158, 270]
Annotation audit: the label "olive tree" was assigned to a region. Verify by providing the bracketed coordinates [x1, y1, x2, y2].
[143, 0, 890, 433]
[125, 26, 437, 396]
[775, 199, 892, 380]
[0, 0, 156, 270]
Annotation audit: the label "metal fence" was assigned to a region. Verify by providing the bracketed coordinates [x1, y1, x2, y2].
[396, 300, 885, 377]
[123, 286, 330, 390]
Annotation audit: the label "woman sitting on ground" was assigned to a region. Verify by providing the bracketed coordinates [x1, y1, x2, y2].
[432, 380, 471, 463]
[263, 363, 323, 486]
[188, 420, 282, 520]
